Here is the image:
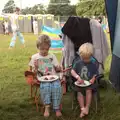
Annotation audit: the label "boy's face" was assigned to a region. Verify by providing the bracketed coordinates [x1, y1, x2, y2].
[15, 10, 20, 15]
[39, 43, 50, 56]
[82, 56, 91, 63]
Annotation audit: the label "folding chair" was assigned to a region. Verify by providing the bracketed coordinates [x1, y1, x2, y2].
[69, 74, 104, 113]
[24, 70, 42, 112]
[66, 54, 104, 113]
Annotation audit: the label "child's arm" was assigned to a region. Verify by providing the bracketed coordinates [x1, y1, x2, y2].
[71, 69, 84, 83]
[90, 75, 97, 84]
[51, 54, 62, 72]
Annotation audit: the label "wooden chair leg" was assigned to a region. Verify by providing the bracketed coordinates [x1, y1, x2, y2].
[72, 92, 74, 110]
[39, 97, 44, 113]
[34, 86, 38, 98]
[93, 93, 98, 113]
[34, 86, 40, 112]
[94, 95, 98, 113]
[35, 96, 39, 112]
[30, 85, 33, 98]
[60, 104, 62, 110]
[40, 104, 44, 113]
[62, 83, 67, 95]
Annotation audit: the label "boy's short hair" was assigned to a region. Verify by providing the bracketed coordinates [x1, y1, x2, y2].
[14, 7, 20, 12]
[79, 43, 93, 58]
[36, 34, 51, 49]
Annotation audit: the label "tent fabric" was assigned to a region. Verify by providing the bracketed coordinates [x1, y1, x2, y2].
[105, 0, 118, 51]
[113, 0, 120, 58]
[110, 54, 120, 92]
[0, 22, 4, 34]
[43, 16, 53, 27]
[41, 26, 63, 50]
[24, 16, 32, 33]
[37, 15, 43, 33]
[18, 16, 24, 32]
[41, 26, 61, 35]
[107, 0, 120, 92]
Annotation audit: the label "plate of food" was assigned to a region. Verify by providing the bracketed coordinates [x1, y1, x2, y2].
[75, 80, 91, 87]
[37, 75, 59, 82]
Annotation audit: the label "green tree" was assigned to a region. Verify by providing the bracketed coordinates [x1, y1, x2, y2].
[47, 0, 76, 16]
[2, 0, 16, 13]
[76, 0, 105, 17]
[21, 4, 46, 15]
[21, 7, 31, 15]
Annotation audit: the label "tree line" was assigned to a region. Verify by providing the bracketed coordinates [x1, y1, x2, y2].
[2, 0, 106, 17]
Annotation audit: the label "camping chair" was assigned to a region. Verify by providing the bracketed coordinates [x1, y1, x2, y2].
[66, 53, 104, 113]
[24, 56, 44, 112]
[24, 70, 43, 112]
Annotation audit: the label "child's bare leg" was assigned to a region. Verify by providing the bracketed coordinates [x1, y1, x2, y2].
[77, 92, 85, 118]
[84, 89, 92, 115]
[44, 105, 50, 117]
[77, 92, 85, 109]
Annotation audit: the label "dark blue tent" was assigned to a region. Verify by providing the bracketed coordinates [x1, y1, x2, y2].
[105, 0, 120, 92]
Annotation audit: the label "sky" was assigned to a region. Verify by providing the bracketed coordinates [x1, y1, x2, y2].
[0, 0, 79, 12]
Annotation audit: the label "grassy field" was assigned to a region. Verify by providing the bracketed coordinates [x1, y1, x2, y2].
[0, 34, 120, 120]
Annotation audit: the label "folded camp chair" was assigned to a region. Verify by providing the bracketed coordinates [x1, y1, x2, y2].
[67, 53, 104, 113]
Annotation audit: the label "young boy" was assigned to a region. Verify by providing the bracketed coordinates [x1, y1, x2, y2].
[2, 7, 25, 48]
[71, 43, 98, 118]
[29, 34, 62, 117]
[10, 7, 25, 48]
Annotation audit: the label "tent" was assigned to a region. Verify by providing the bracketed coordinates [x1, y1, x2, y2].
[105, 0, 120, 92]
[18, 15, 24, 32]
[41, 26, 63, 52]
[43, 15, 54, 28]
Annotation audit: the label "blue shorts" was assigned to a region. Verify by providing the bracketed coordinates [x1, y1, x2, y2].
[40, 80, 62, 110]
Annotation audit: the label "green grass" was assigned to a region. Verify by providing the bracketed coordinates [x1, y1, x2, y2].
[0, 34, 120, 120]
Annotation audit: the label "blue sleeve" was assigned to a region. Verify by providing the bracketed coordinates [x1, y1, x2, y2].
[92, 64, 99, 75]
[72, 62, 79, 74]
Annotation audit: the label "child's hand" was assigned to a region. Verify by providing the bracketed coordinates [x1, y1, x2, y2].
[55, 65, 62, 72]
[61, 76, 66, 83]
[90, 79, 94, 84]
[77, 76, 84, 84]
[90, 75, 96, 84]
[44, 72, 52, 76]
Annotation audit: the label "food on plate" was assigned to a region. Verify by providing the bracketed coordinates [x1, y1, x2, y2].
[49, 77, 55, 80]
[44, 77, 48, 80]
[44, 76, 55, 80]
[77, 81, 86, 85]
